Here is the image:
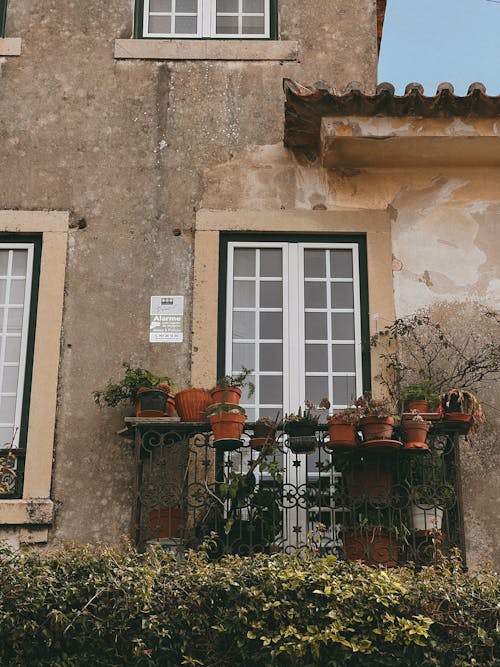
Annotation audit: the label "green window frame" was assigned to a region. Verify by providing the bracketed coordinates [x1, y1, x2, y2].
[0, 0, 7, 38]
[135, 0, 278, 40]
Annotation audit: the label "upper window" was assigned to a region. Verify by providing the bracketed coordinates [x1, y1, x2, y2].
[138, 0, 275, 39]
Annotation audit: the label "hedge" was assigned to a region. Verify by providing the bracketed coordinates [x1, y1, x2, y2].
[0, 543, 498, 666]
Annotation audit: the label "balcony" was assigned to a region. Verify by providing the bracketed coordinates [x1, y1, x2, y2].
[121, 419, 465, 566]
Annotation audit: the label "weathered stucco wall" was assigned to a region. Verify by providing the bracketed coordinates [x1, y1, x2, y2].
[0, 1, 378, 546]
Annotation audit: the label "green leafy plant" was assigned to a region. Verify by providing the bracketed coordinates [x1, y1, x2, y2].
[328, 406, 361, 425]
[401, 380, 438, 408]
[354, 394, 396, 419]
[206, 403, 246, 417]
[284, 405, 321, 426]
[92, 363, 175, 407]
[214, 367, 255, 397]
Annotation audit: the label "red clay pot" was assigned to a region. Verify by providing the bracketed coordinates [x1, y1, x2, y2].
[210, 386, 242, 405]
[360, 416, 394, 441]
[345, 462, 393, 502]
[327, 419, 357, 449]
[149, 508, 186, 539]
[403, 421, 430, 449]
[175, 388, 212, 422]
[209, 412, 246, 441]
[408, 400, 430, 413]
[343, 527, 399, 567]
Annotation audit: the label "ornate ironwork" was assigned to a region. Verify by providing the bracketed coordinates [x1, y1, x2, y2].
[0, 450, 18, 496]
[126, 419, 465, 565]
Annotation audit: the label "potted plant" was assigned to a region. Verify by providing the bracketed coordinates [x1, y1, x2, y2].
[401, 380, 438, 413]
[93, 363, 176, 417]
[174, 387, 212, 422]
[250, 416, 279, 451]
[402, 411, 430, 450]
[439, 389, 484, 432]
[354, 395, 397, 444]
[326, 407, 360, 449]
[409, 454, 455, 533]
[210, 367, 255, 405]
[206, 403, 246, 450]
[342, 512, 404, 567]
[283, 406, 320, 454]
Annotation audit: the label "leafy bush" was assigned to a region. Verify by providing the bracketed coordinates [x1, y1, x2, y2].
[0, 543, 497, 666]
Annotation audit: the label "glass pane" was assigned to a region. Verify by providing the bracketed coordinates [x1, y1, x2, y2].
[242, 15, 265, 33]
[260, 249, 282, 277]
[150, 0, 172, 11]
[245, 407, 256, 421]
[217, 0, 239, 10]
[305, 344, 328, 372]
[260, 343, 282, 371]
[305, 377, 329, 405]
[0, 311, 4, 328]
[148, 15, 172, 32]
[233, 249, 255, 277]
[260, 376, 282, 404]
[332, 377, 357, 406]
[331, 282, 354, 308]
[260, 282, 282, 308]
[233, 311, 255, 339]
[259, 312, 282, 339]
[233, 281, 255, 308]
[0, 426, 14, 447]
[9, 280, 26, 305]
[233, 343, 255, 370]
[305, 312, 327, 340]
[2, 366, 19, 393]
[304, 250, 326, 278]
[331, 249, 353, 278]
[0, 253, 8, 275]
[0, 282, 6, 303]
[332, 344, 356, 372]
[216, 15, 239, 33]
[0, 396, 16, 422]
[11, 251, 27, 277]
[4, 337, 21, 363]
[175, 16, 197, 33]
[176, 0, 197, 11]
[260, 407, 283, 420]
[304, 282, 326, 308]
[241, 374, 255, 403]
[7, 308, 23, 333]
[331, 313, 355, 340]
[243, 0, 264, 11]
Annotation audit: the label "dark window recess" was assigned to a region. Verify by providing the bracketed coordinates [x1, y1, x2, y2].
[0, 0, 7, 38]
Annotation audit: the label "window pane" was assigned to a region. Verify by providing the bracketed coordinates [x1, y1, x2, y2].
[148, 15, 172, 32]
[243, 0, 264, 11]
[260, 343, 282, 371]
[0, 253, 8, 275]
[242, 16, 265, 33]
[305, 312, 327, 340]
[176, 0, 197, 11]
[233, 281, 255, 307]
[233, 343, 255, 370]
[305, 344, 328, 372]
[332, 377, 357, 406]
[305, 377, 329, 405]
[2, 366, 19, 393]
[234, 249, 255, 277]
[304, 282, 326, 308]
[11, 252, 27, 276]
[331, 249, 353, 278]
[0, 281, 6, 303]
[217, 0, 239, 10]
[0, 427, 14, 447]
[260, 312, 282, 339]
[150, 0, 172, 10]
[304, 250, 326, 278]
[241, 374, 255, 403]
[233, 311, 255, 338]
[0, 396, 16, 422]
[332, 344, 355, 372]
[260, 249, 282, 277]
[331, 313, 354, 340]
[260, 282, 282, 308]
[10, 280, 26, 305]
[4, 337, 21, 363]
[260, 376, 282, 404]
[7, 308, 23, 332]
[175, 16, 197, 33]
[331, 282, 354, 308]
[216, 15, 239, 33]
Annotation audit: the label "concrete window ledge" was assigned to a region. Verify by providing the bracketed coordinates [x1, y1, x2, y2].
[114, 38, 298, 61]
[0, 38, 22, 56]
[0, 499, 54, 525]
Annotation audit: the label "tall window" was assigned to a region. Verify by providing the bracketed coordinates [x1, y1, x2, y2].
[140, 0, 274, 39]
[223, 238, 368, 420]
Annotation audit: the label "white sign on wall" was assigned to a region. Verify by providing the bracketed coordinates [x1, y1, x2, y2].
[150, 296, 184, 343]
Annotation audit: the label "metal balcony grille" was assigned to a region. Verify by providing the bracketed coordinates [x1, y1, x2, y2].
[124, 419, 465, 566]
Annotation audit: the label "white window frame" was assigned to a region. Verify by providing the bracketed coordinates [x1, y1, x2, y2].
[143, 0, 271, 39]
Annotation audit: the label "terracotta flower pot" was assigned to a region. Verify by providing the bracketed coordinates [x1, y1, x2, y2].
[403, 421, 430, 449]
[249, 437, 275, 451]
[360, 416, 394, 441]
[209, 412, 246, 441]
[175, 388, 212, 422]
[408, 400, 430, 413]
[327, 419, 357, 449]
[210, 386, 242, 405]
[345, 462, 393, 503]
[343, 527, 399, 567]
[149, 508, 186, 539]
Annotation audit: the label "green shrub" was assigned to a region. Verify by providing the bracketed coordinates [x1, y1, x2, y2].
[0, 543, 497, 666]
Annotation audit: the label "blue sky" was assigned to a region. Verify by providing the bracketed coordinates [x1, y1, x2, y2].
[378, 0, 500, 95]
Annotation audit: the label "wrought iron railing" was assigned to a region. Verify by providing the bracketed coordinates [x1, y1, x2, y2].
[123, 419, 465, 566]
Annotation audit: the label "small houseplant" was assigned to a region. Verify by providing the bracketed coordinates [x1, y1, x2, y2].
[93, 363, 176, 417]
[439, 388, 484, 432]
[206, 402, 246, 450]
[326, 407, 360, 449]
[409, 453, 455, 533]
[354, 395, 397, 443]
[210, 367, 255, 405]
[250, 416, 279, 451]
[283, 406, 320, 454]
[402, 411, 430, 450]
[401, 380, 438, 413]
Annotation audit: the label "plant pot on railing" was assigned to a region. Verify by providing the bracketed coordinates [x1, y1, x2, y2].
[175, 388, 212, 422]
[411, 504, 444, 533]
[284, 408, 319, 454]
[210, 367, 255, 406]
[327, 418, 358, 449]
[360, 416, 395, 442]
[342, 526, 400, 567]
[136, 388, 175, 417]
[344, 461, 393, 503]
[403, 418, 430, 450]
[208, 404, 246, 451]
